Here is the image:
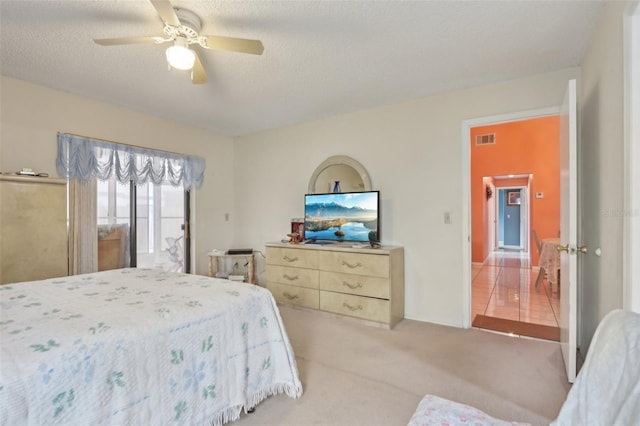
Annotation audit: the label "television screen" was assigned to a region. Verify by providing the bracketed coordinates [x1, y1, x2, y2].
[304, 191, 379, 243]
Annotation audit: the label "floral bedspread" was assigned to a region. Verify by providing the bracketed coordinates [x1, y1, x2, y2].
[0, 268, 302, 425]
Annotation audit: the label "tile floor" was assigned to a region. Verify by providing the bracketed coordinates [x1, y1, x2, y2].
[472, 250, 560, 328]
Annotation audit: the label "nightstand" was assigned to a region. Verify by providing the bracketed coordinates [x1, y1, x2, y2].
[208, 253, 255, 284]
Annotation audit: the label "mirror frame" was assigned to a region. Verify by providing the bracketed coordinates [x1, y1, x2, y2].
[307, 155, 372, 194]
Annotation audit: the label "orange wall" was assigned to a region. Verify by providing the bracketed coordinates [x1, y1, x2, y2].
[471, 116, 560, 265]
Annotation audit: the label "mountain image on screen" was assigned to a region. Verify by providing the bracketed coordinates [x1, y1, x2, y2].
[305, 202, 374, 218]
[304, 191, 379, 242]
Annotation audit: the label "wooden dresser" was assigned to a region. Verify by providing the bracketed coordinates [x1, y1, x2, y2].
[265, 242, 404, 328]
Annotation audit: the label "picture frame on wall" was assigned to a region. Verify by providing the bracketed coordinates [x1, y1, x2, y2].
[507, 190, 521, 206]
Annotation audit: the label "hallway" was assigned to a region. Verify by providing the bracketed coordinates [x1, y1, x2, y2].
[472, 250, 560, 340]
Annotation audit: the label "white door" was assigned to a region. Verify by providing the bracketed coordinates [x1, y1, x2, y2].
[559, 79, 578, 382]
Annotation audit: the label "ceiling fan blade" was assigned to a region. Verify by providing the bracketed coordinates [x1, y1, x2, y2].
[94, 36, 166, 46]
[149, 0, 181, 26]
[203, 36, 264, 55]
[191, 52, 208, 84]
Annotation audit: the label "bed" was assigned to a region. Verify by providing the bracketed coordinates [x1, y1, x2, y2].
[0, 268, 303, 425]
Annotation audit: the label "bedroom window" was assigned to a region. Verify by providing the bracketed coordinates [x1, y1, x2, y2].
[57, 133, 203, 275]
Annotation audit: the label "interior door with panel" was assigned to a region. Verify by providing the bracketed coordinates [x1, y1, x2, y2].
[504, 189, 522, 247]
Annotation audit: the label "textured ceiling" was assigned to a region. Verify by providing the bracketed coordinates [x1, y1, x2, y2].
[0, 0, 603, 137]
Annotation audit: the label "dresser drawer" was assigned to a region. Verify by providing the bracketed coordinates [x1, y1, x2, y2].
[320, 271, 389, 299]
[320, 291, 390, 323]
[267, 265, 319, 289]
[266, 246, 318, 269]
[268, 282, 319, 309]
[318, 251, 389, 278]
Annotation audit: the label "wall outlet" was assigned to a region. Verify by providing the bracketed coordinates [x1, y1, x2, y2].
[444, 212, 452, 224]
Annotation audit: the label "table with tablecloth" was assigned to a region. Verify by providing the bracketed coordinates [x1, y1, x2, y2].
[539, 237, 561, 293]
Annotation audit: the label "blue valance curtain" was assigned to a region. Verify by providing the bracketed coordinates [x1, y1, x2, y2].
[56, 133, 205, 190]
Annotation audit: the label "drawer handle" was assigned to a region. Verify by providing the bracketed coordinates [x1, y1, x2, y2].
[342, 260, 362, 269]
[342, 281, 363, 290]
[283, 292, 299, 300]
[342, 302, 363, 311]
[283, 274, 299, 281]
[283, 255, 299, 263]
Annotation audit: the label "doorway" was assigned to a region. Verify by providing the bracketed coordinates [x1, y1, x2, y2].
[495, 185, 529, 251]
[97, 177, 190, 273]
[501, 188, 523, 248]
[465, 112, 562, 339]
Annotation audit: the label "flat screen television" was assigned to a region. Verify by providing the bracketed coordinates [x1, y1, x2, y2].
[304, 190, 380, 244]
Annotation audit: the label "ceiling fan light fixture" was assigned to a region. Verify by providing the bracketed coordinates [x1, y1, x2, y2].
[166, 37, 195, 70]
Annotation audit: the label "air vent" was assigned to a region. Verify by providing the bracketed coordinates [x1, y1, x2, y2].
[475, 133, 496, 146]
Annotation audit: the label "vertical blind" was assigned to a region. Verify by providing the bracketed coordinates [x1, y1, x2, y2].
[56, 133, 205, 189]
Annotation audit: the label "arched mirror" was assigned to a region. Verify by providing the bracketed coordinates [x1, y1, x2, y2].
[308, 155, 372, 194]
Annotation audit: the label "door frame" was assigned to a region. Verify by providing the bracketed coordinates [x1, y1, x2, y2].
[624, 1, 640, 312]
[487, 181, 496, 251]
[461, 106, 560, 328]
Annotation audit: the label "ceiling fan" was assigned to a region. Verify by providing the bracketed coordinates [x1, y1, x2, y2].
[93, 0, 264, 84]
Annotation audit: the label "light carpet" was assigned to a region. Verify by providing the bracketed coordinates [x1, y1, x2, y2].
[235, 305, 571, 426]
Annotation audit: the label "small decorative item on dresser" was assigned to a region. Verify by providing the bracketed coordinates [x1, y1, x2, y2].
[290, 218, 305, 242]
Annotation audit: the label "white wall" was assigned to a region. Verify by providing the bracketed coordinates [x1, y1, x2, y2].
[0, 76, 235, 276]
[234, 68, 578, 326]
[579, 0, 629, 351]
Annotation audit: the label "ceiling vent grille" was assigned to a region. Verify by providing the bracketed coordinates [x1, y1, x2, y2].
[475, 133, 496, 146]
